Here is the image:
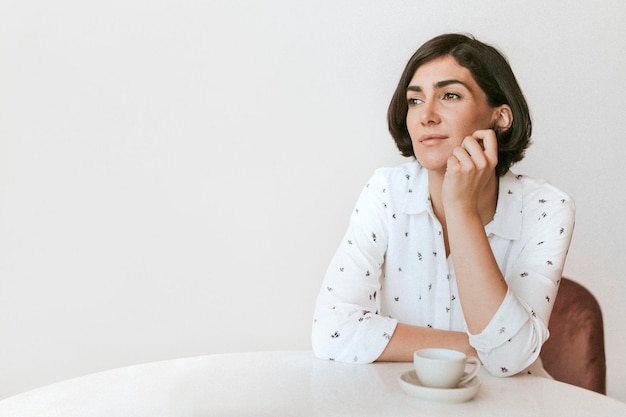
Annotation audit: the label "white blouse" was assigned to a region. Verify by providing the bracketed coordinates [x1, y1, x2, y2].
[312, 161, 575, 376]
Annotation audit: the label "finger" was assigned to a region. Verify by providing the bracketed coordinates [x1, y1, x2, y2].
[470, 129, 498, 164]
[457, 137, 490, 172]
[461, 136, 487, 161]
[452, 146, 470, 166]
[446, 153, 462, 172]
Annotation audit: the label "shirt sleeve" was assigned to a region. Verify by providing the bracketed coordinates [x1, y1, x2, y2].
[468, 184, 575, 376]
[312, 170, 398, 363]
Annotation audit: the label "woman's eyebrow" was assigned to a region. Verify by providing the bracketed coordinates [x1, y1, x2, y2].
[406, 79, 470, 93]
[406, 85, 423, 93]
[435, 79, 470, 89]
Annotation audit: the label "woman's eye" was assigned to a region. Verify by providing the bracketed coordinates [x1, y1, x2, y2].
[407, 97, 423, 106]
[442, 92, 460, 100]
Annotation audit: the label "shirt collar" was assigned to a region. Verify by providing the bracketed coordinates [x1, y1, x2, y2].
[401, 163, 432, 215]
[486, 171, 523, 240]
[401, 164, 523, 240]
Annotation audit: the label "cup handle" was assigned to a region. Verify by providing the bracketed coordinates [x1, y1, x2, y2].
[459, 357, 481, 385]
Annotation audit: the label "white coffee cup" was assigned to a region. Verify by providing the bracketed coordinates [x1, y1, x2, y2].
[413, 348, 481, 389]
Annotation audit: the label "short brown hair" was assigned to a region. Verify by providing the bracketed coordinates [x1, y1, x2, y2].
[387, 33, 531, 177]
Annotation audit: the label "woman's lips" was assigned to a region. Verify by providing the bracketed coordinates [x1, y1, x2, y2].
[419, 134, 448, 145]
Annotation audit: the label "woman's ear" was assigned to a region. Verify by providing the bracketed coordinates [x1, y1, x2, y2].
[494, 105, 513, 131]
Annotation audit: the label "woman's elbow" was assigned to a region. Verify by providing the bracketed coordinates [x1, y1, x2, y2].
[477, 337, 543, 377]
[311, 315, 344, 361]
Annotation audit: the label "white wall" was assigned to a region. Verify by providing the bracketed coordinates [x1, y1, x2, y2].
[1, 0, 625, 402]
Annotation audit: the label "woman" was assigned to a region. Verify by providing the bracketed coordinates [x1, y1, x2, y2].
[312, 33, 575, 377]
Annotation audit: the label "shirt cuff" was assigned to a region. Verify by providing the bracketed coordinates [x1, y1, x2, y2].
[467, 289, 530, 352]
[342, 315, 399, 364]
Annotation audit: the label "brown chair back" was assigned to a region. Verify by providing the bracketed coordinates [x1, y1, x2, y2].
[541, 277, 606, 394]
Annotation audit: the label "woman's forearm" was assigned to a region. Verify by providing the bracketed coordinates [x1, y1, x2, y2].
[376, 323, 477, 362]
[446, 208, 508, 334]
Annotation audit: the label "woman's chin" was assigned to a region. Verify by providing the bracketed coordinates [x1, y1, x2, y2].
[415, 157, 449, 174]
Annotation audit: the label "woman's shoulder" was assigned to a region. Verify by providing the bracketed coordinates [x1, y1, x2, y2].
[364, 161, 426, 200]
[370, 160, 423, 184]
[504, 170, 575, 213]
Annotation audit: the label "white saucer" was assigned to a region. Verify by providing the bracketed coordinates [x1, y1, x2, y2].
[398, 370, 481, 403]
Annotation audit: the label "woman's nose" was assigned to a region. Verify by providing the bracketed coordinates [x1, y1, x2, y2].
[420, 100, 440, 125]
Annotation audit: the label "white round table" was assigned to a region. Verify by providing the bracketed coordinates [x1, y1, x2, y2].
[0, 351, 624, 416]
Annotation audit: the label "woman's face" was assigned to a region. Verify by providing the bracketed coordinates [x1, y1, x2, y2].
[405, 55, 501, 174]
